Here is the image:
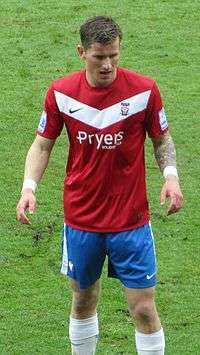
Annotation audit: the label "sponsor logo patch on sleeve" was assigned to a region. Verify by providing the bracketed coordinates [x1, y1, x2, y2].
[159, 108, 168, 130]
[38, 111, 47, 133]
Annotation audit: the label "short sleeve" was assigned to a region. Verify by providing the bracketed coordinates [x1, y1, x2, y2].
[145, 82, 168, 138]
[37, 83, 64, 139]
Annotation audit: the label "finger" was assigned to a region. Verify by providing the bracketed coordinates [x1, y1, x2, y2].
[167, 199, 182, 215]
[168, 193, 183, 214]
[167, 205, 178, 215]
[29, 200, 36, 214]
[17, 213, 30, 224]
[17, 207, 30, 224]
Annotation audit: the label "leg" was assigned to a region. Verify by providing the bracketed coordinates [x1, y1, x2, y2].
[125, 286, 161, 333]
[106, 223, 165, 354]
[69, 279, 100, 354]
[69, 279, 100, 355]
[125, 287, 165, 354]
[61, 225, 105, 354]
[70, 278, 101, 319]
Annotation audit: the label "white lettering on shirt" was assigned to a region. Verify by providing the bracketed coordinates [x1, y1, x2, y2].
[76, 131, 124, 150]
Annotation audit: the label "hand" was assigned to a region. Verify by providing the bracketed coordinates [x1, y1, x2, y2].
[160, 175, 183, 215]
[16, 189, 36, 224]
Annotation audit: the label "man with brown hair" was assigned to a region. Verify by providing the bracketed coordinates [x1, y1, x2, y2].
[17, 16, 183, 354]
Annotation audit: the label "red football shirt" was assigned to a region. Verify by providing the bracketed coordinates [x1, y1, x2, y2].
[37, 68, 168, 232]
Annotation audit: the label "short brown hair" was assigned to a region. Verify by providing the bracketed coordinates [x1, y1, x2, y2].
[80, 16, 122, 49]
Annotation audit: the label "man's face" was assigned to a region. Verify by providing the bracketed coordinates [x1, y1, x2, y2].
[78, 37, 120, 87]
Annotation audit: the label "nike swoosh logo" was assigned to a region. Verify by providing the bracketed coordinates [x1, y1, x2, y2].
[146, 272, 156, 280]
[69, 108, 83, 114]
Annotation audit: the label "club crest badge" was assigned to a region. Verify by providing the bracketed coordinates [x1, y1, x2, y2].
[159, 108, 168, 130]
[38, 111, 47, 133]
[121, 102, 130, 116]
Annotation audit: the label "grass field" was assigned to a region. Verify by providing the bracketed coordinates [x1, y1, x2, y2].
[1, 1, 200, 354]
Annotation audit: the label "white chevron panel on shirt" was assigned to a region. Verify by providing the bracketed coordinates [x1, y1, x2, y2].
[54, 90, 151, 129]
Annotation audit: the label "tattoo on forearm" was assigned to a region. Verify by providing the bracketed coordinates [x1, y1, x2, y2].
[153, 134, 176, 172]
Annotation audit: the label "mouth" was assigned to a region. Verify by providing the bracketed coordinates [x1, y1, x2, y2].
[100, 70, 112, 73]
[99, 71, 112, 77]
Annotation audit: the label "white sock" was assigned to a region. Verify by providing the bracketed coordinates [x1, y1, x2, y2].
[69, 314, 99, 355]
[135, 328, 165, 355]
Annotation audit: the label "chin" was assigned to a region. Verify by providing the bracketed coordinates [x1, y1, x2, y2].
[97, 77, 114, 87]
[97, 81, 111, 87]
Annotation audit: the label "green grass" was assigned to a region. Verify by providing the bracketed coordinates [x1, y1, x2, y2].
[1, 0, 200, 354]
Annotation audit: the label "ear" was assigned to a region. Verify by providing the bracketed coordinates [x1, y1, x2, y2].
[77, 45, 86, 60]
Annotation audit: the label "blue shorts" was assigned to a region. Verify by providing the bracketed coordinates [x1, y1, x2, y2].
[61, 223, 157, 289]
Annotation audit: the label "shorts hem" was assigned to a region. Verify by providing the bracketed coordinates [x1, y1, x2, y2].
[122, 283, 157, 289]
[109, 275, 157, 289]
[66, 275, 101, 290]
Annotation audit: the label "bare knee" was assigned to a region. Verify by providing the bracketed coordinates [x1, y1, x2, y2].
[128, 298, 161, 334]
[125, 287, 161, 332]
[132, 300, 156, 323]
[70, 279, 100, 319]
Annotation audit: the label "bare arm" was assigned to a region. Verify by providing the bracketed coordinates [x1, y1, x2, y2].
[24, 134, 55, 182]
[16, 135, 56, 224]
[151, 131, 183, 215]
[152, 131, 176, 173]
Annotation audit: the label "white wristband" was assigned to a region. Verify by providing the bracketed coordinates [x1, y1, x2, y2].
[163, 166, 178, 179]
[21, 178, 37, 194]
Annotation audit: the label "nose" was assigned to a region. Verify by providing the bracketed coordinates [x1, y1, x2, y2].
[102, 57, 112, 70]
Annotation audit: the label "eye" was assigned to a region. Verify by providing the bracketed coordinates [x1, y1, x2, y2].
[110, 53, 118, 58]
[94, 55, 104, 60]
